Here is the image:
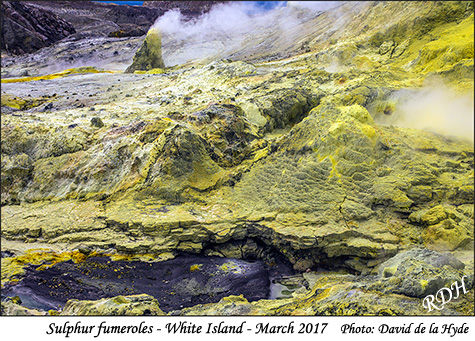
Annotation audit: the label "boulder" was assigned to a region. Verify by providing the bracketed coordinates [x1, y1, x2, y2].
[371, 248, 471, 298]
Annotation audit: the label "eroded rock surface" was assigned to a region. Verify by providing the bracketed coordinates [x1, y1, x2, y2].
[370, 248, 471, 298]
[61, 294, 165, 316]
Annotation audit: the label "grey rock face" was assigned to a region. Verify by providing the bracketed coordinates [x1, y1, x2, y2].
[143, 1, 229, 17]
[371, 248, 471, 298]
[1, 1, 76, 55]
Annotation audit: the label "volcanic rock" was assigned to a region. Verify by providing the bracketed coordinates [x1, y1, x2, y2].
[61, 294, 165, 316]
[143, 1, 229, 16]
[371, 248, 470, 298]
[1, 1, 76, 55]
[2, 255, 270, 313]
[22, 1, 161, 40]
[125, 28, 165, 73]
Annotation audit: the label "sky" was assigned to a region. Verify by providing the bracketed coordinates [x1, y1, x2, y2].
[95, 1, 285, 9]
[95, 1, 144, 5]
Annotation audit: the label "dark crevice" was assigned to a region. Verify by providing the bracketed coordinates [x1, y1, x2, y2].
[257, 89, 322, 134]
[338, 195, 350, 229]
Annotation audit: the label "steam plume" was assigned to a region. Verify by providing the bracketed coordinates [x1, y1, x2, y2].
[151, 1, 340, 66]
[381, 84, 474, 141]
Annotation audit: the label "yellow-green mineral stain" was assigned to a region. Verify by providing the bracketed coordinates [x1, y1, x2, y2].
[1, 67, 114, 84]
[189, 264, 203, 272]
[125, 28, 165, 73]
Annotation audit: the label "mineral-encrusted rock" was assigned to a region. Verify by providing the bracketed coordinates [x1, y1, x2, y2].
[409, 205, 473, 251]
[370, 248, 472, 298]
[125, 28, 165, 73]
[60, 294, 165, 316]
[1, 300, 48, 316]
[173, 295, 271, 316]
[90, 116, 104, 128]
[1, 1, 76, 55]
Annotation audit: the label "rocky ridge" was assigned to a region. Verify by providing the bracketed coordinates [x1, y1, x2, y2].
[23, 1, 162, 39]
[143, 1, 229, 15]
[1, 1, 76, 55]
[1, 0, 220, 57]
[1, 1, 474, 316]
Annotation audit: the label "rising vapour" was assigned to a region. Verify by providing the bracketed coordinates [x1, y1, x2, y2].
[150, 1, 474, 142]
[287, 1, 341, 11]
[381, 84, 474, 141]
[151, 1, 341, 66]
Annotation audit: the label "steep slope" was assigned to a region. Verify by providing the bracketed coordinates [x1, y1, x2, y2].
[0, 1, 76, 55]
[22, 0, 161, 39]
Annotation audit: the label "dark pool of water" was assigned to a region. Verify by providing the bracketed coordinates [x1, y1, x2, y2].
[2, 255, 280, 312]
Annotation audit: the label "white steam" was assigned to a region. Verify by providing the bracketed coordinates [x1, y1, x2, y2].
[152, 1, 339, 66]
[287, 1, 342, 12]
[154, 3, 255, 40]
[383, 85, 474, 141]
